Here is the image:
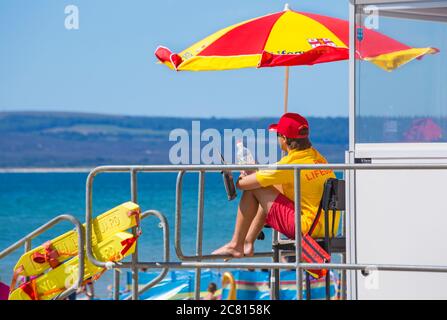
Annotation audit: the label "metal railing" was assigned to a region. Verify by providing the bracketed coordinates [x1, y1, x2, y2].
[0, 210, 169, 300]
[0, 214, 85, 300]
[121, 209, 170, 300]
[85, 162, 447, 300]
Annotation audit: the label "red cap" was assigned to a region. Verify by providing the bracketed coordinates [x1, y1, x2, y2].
[268, 113, 309, 139]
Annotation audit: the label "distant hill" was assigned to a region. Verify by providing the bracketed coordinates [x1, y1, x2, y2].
[0, 111, 349, 167]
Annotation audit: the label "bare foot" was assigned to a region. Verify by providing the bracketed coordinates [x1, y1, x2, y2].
[212, 243, 244, 259]
[244, 242, 254, 257]
[211, 243, 233, 261]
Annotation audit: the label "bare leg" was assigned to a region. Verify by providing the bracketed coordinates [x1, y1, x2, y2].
[212, 189, 259, 258]
[213, 205, 265, 257]
[244, 205, 266, 257]
[212, 187, 280, 258]
[244, 188, 280, 256]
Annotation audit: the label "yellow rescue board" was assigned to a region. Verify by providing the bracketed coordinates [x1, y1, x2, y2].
[9, 231, 136, 300]
[13, 201, 140, 277]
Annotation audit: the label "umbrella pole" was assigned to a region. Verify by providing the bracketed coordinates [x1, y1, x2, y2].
[284, 66, 290, 114]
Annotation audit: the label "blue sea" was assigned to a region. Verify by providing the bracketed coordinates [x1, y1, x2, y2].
[0, 172, 275, 299]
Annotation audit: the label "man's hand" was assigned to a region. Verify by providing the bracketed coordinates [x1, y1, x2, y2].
[241, 170, 256, 176]
[236, 171, 262, 190]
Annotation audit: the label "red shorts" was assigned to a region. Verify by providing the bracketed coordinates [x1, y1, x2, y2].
[265, 193, 296, 239]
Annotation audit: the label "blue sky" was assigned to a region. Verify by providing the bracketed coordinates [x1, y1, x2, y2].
[0, 0, 444, 118]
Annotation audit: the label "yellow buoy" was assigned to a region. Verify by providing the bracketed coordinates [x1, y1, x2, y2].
[13, 201, 140, 277]
[9, 231, 136, 300]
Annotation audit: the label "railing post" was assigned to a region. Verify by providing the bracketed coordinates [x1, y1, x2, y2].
[123, 210, 171, 300]
[294, 169, 303, 300]
[341, 252, 347, 300]
[175, 171, 185, 260]
[194, 171, 205, 300]
[24, 239, 31, 282]
[24, 239, 31, 253]
[113, 269, 121, 300]
[271, 230, 280, 300]
[130, 169, 139, 301]
[341, 201, 347, 300]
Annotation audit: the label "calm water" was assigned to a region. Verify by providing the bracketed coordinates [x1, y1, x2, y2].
[0, 172, 275, 298]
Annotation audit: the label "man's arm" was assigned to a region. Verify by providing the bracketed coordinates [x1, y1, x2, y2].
[236, 173, 262, 191]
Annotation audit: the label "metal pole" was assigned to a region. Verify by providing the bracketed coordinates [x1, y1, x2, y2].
[342, 208, 347, 300]
[271, 230, 280, 300]
[348, 0, 358, 299]
[24, 239, 31, 282]
[124, 210, 171, 300]
[85, 163, 447, 174]
[341, 252, 347, 300]
[194, 171, 205, 300]
[0, 215, 84, 300]
[24, 239, 31, 253]
[294, 169, 303, 300]
[113, 269, 120, 300]
[116, 261, 447, 273]
[324, 209, 330, 300]
[130, 169, 139, 300]
[175, 171, 186, 260]
[284, 66, 290, 113]
[175, 170, 273, 262]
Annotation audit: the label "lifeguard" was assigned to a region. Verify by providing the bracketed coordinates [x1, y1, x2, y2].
[212, 113, 340, 258]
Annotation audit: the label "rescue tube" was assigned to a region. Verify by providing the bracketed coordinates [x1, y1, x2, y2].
[222, 272, 237, 300]
[13, 201, 140, 277]
[8, 231, 136, 300]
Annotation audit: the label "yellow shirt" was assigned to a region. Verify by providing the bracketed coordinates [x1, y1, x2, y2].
[255, 147, 340, 238]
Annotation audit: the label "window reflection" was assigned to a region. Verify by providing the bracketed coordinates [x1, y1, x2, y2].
[355, 4, 447, 143]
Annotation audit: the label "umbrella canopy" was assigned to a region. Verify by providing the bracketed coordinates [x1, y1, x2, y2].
[155, 7, 438, 72]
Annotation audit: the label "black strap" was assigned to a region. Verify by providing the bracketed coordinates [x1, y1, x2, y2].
[308, 179, 337, 238]
[331, 209, 336, 238]
[308, 193, 324, 237]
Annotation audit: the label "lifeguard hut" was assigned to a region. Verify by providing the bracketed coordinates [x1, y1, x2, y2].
[346, 0, 447, 299]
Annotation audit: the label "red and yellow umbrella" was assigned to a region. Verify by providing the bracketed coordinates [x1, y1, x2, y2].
[155, 5, 438, 110]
